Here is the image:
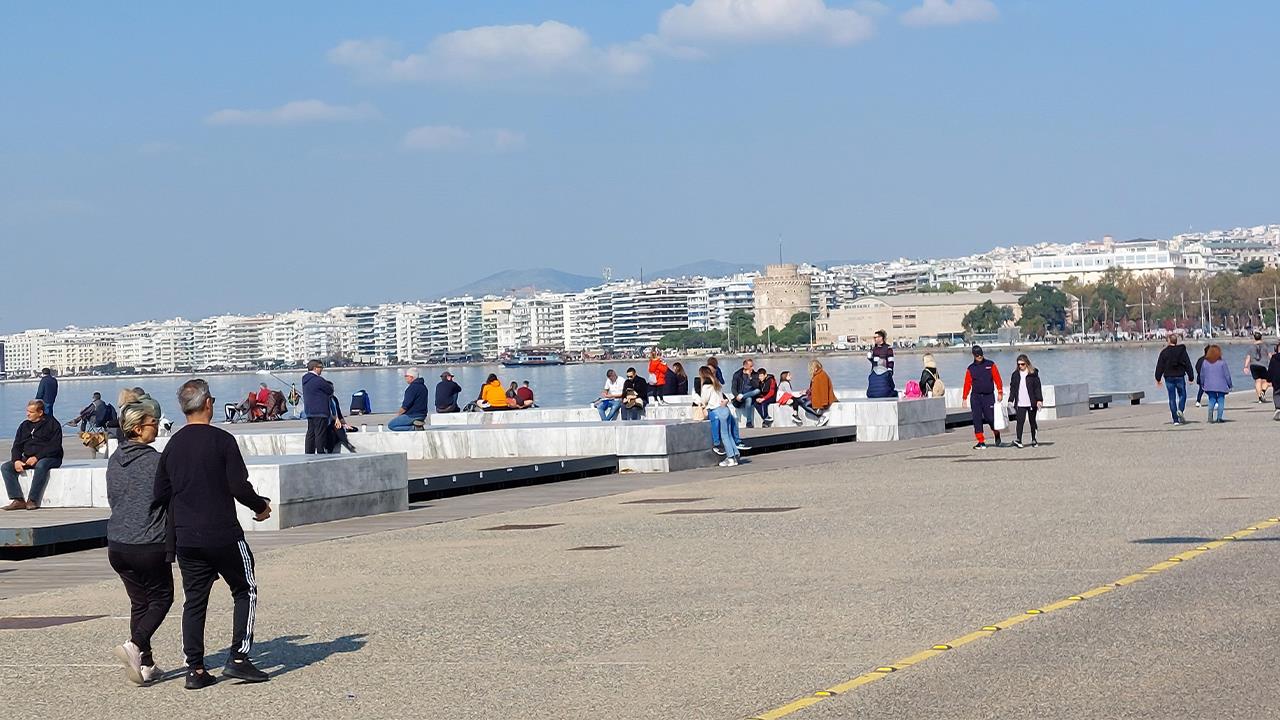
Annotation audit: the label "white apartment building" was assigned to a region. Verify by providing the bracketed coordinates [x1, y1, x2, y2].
[193, 315, 272, 370]
[612, 281, 698, 350]
[521, 294, 568, 349]
[38, 327, 118, 375]
[115, 319, 196, 372]
[265, 311, 344, 366]
[703, 275, 755, 331]
[807, 268, 863, 314]
[481, 299, 517, 358]
[1018, 239, 1195, 286]
[443, 297, 484, 357]
[0, 329, 51, 376]
[934, 260, 998, 291]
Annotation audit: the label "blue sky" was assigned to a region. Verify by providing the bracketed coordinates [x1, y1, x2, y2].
[2, 0, 1278, 332]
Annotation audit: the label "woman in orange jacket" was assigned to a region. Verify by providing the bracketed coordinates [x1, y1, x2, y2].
[648, 352, 669, 405]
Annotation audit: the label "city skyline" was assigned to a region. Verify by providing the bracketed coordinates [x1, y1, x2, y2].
[5, 2, 1280, 332]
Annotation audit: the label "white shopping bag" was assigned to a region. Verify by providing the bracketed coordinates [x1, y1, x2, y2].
[992, 399, 1007, 430]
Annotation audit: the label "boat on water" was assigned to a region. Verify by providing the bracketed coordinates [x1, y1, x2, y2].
[502, 352, 566, 367]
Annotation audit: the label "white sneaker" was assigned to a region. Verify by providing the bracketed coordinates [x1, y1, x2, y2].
[141, 663, 164, 684]
[1194, 401, 1202, 407]
[817, 415, 831, 426]
[718, 457, 738, 467]
[711, 445, 726, 456]
[735, 444, 751, 451]
[113, 641, 143, 686]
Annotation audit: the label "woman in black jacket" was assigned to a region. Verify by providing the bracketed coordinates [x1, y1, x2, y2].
[666, 362, 690, 396]
[1007, 353, 1043, 448]
[1267, 343, 1280, 420]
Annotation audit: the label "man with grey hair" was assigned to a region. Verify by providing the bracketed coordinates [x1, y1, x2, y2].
[389, 367, 430, 431]
[3, 399, 64, 510]
[153, 379, 273, 688]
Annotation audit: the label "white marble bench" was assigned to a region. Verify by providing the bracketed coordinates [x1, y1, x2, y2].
[16, 454, 408, 531]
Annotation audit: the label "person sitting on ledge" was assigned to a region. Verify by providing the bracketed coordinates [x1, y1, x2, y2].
[515, 381, 535, 409]
[479, 374, 510, 410]
[389, 368, 431, 431]
[435, 371, 462, 413]
[3, 399, 64, 510]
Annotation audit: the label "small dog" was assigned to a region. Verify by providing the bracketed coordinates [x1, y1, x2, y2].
[80, 431, 109, 456]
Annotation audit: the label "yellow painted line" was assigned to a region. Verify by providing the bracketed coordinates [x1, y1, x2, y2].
[1038, 597, 1080, 613]
[744, 515, 1278, 720]
[1113, 573, 1149, 586]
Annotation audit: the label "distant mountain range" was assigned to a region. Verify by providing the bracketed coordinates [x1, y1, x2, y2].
[444, 268, 602, 297]
[444, 258, 873, 298]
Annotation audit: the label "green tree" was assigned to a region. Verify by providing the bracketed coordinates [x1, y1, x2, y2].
[962, 301, 1014, 334]
[766, 312, 814, 346]
[1240, 259, 1265, 276]
[727, 309, 758, 347]
[995, 278, 1027, 292]
[1018, 284, 1069, 336]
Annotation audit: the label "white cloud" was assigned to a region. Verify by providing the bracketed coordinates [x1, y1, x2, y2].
[901, 0, 998, 27]
[329, 21, 649, 84]
[402, 125, 526, 152]
[204, 100, 378, 126]
[657, 0, 875, 46]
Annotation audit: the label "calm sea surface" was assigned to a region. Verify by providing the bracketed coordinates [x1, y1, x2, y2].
[0, 341, 1260, 437]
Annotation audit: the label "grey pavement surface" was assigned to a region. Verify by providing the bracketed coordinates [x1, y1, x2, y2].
[2, 396, 1278, 720]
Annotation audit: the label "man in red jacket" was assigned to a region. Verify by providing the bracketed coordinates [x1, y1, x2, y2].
[962, 345, 1004, 449]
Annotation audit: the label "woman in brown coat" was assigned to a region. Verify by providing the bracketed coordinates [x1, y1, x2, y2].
[793, 359, 836, 426]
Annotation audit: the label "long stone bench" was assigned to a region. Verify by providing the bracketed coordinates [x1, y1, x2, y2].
[12, 454, 408, 531]
[137, 420, 720, 473]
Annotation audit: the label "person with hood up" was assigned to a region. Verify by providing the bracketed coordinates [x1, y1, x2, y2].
[106, 394, 171, 686]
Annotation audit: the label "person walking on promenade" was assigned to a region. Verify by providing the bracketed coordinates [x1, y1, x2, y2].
[153, 379, 272, 689]
[302, 359, 336, 453]
[1194, 345, 1208, 408]
[868, 330, 895, 378]
[695, 366, 745, 467]
[1200, 344, 1233, 423]
[106, 394, 171, 685]
[389, 368, 430, 431]
[648, 352, 669, 405]
[754, 367, 777, 428]
[919, 354, 944, 398]
[1245, 331, 1271, 403]
[667, 362, 689, 396]
[1154, 334, 1195, 425]
[435, 371, 463, 413]
[1008, 354, 1043, 448]
[597, 370, 625, 421]
[732, 358, 763, 428]
[1268, 343, 1280, 420]
[2, 400, 64, 510]
[962, 345, 1003, 449]
[621, 368, 649, 420]
[35, 368, 58, 419]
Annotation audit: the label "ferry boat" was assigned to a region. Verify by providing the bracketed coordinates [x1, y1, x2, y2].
[501, 352, 566, 367]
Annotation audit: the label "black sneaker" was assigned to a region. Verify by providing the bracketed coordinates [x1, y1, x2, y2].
[223, 657, 270, 683]
[972, 442, 987, 450]
[1031, 440, 1039, 447]
[185, 668, 218, 690]
[711, 445, 726, 456]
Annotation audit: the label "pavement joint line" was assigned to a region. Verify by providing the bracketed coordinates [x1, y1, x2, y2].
[743, 514, 1277, 720]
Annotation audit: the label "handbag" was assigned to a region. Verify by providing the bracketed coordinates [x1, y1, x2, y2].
[927, 369, 946, 397]
[692, 405, 708, 422]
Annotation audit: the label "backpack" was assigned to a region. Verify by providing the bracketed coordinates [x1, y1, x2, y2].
[926, 368, 946, 397]
[903, 380, 923, 399]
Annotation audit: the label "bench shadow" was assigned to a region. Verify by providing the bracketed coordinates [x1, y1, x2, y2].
[207, 633, 368, 680]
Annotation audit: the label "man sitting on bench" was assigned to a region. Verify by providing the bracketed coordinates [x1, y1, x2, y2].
[3, 399, 64, 510]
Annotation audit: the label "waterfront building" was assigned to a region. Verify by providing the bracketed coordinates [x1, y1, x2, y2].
[753, 264, 811, 332]
[115, 319, 195, 372]
[0, 329, 51, 377]
[38, 327, 119, 375]
[444, 297, 484, 357]
[703, 274, 756, 331]
[815, 291, 1024, 346]
[1017, 238, 1195, 286]
[612, 280, 699, 351]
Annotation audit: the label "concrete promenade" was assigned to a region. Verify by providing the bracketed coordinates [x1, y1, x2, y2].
[2, 396, 1279, 719]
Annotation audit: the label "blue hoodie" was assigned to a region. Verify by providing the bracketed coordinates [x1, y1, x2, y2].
[401, 378, 431, 417]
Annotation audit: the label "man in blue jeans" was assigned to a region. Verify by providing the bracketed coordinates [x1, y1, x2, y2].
[731, 358, 762, 428]
[597, 370, 625, 421]
[389, 368, 431, 431]
[3, 400, 64, 510]
[1154, 333, 1195, 425]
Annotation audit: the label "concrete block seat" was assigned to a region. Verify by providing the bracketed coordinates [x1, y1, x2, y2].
[12, 454, 408, 532]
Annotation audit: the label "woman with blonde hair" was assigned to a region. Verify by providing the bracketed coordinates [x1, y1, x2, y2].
[800, 359, 836, 426]
[106, 394, 171, 685]
[1008, 353, 1043, 448]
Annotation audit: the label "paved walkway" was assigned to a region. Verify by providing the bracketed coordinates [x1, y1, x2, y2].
[2, 397, 1278, 719]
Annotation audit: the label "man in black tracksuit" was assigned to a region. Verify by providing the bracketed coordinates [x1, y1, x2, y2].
[302, 359, 336, 454]
[154, 379, 273, 689]
[962, 345, 1004, 449]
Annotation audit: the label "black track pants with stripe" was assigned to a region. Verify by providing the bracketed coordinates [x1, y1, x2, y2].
[177, 540, 259, 669]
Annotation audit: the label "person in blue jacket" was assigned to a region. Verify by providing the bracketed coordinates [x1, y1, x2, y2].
[389, 368, 431, 431]
[301, 359, 336, 453]
[36, 368, 58, 419]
